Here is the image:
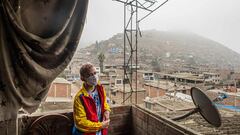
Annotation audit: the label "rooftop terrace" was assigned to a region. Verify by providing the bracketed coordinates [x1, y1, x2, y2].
[1, 105, 240, 135]
[15, 105, 198, 135]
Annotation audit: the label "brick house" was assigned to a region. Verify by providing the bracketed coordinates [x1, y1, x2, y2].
[48, 77, 72, 99]
[144, 81, 191, 98]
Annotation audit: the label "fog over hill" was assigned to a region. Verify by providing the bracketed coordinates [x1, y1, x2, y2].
[76, 30, 240, 70]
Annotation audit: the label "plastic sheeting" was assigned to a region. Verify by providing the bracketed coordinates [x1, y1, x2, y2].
[0, 0, 88, 120]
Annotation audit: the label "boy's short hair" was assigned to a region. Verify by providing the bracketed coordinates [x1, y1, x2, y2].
[80, 63, 94, 78]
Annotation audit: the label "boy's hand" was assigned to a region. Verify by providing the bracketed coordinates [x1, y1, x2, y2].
[102, 119, 110, 128]
[103, 111, 110, 120]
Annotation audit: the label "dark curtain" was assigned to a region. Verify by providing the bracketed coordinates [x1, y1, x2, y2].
[0, 0, 88, 120]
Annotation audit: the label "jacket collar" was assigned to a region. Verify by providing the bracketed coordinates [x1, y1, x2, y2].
[81, 81, 101, 97]
[81, 82, 90, 97]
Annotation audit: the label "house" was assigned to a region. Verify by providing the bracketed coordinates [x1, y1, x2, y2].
[47, 78, 72, 102]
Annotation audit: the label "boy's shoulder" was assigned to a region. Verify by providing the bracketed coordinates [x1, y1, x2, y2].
[74, 88, 84, 99]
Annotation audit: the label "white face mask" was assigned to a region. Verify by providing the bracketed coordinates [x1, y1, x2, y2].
[86, 74, 98, 86]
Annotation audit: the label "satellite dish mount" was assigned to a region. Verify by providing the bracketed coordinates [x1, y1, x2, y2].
[171, 87, 222, 127]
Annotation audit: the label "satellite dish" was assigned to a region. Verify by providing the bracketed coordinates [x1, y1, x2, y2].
[171, 87, 222, 127]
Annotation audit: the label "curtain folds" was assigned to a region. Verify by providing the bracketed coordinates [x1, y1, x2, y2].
[0, 0, 88, 120]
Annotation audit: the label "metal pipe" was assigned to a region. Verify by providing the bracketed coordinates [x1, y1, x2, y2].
[171, 108, 199, 121]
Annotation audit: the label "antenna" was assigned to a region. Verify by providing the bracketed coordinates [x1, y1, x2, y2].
[114, 0, 169, 104]
[172, 87, 222, 127]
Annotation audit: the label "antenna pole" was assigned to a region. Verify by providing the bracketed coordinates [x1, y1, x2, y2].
[114, 0, 169, 104]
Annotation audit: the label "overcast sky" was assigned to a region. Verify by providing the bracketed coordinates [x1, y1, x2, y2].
[79, 0, 240, 54]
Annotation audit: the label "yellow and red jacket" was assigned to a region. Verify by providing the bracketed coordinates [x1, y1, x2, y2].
[73, 82, 110, 135]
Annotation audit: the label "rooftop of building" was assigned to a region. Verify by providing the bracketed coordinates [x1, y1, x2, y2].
[144, 80, 191, 91]
[111, 85, 146, 93]
[151, 97, 194, 111]
[53, 77, 72, 84]
[137, 70, 154, 73]
[203, 72, 220, 75]
[157, 109, 240, 135]
[155, 72, 204, 82]
[206, 89, 240, 97]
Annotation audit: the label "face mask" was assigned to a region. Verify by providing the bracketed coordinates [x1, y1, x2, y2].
[86, 74, 98, 86]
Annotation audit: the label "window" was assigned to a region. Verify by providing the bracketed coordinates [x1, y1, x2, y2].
[115, 79, 123, 85]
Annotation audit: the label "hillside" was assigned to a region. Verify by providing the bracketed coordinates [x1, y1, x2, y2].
[73, 30, 240, 71]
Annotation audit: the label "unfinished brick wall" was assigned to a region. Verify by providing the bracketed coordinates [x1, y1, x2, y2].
[108, 105, 133, 135]
[132, 91, 146, 104]
[144, 85, 166, 98]
[131, 105, 198, 135]
[17, 105, 133, 135]
[112, 91, 146, 104]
